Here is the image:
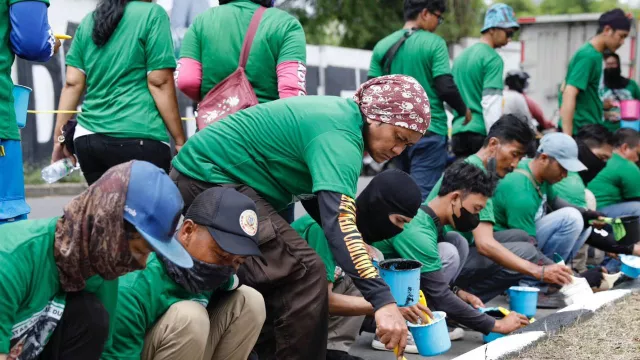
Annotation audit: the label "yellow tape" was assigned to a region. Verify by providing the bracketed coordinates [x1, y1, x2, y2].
[54, 34, 73, 40]
[27, 110, 195, 121]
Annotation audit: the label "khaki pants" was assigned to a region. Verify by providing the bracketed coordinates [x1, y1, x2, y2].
[141, 286, 266, 360]
[327, 276, 365, 353]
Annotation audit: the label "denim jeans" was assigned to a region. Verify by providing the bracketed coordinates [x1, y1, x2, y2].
[535, 207, 589, 263]
[394, 134, 448, 201]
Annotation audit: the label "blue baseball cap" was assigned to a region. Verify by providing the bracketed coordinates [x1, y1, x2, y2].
[123, 161, 193, 268]
[537, 133, 588, 172]
[482, 3, 520, 33]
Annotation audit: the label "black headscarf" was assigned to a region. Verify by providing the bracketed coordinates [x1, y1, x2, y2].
[604, 53, 629, 90]
[356, 169, 422, 244]
[577, 141, 607, 185]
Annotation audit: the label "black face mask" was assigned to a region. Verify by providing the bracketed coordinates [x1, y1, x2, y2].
[160, 254, 235, 293]
[604, 67, 629, 89]
[356, 169, 422, 244]
[577, 141, 607, 185]
[451, 199, 480, 232]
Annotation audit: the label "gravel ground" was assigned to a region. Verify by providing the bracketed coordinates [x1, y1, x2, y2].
[507, 292, 640, 360]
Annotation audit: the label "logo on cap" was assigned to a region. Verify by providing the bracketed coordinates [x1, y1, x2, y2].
[239, 210, 258, 236]
[124, 205, 137, 217]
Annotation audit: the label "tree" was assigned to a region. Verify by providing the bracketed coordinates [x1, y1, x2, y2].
[499, 0, 539, 16]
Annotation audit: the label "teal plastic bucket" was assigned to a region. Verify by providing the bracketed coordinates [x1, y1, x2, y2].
[620, 255, 640, 279]
[508, 286, 539, 317]
[408, 311, 451, 356]
[379, 259, 421, 306]
[12, 85, 31, 128]
[478, 308, 505, 343]
[621, 120, 640, 131]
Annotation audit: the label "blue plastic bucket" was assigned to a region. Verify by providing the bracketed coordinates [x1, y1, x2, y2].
[408, 311, 451, 356]
[478, 308, 505, 343]
[508, 286, 539, 317]
[12, 85, 31, 128]
[620, 255, 640, 279]
[379, 259, 422, 306]
[621, 120, 640, 131]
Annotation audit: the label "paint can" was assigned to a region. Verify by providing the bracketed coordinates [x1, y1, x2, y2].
[407, 311, 451, 356]
[379, 259, 421, 307]
[508, 286, 539, 317]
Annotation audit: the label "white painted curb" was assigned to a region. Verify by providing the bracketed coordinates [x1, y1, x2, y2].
[452, 290, 633, 360]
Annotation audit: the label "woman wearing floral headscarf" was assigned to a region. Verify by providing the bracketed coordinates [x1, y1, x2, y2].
[0, 161, 190, 360]
[171, 74, 430, 360]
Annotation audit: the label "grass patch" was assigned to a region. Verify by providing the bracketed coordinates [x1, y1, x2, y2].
[23, 164, 86, 185]
[507, 292, 640, 360]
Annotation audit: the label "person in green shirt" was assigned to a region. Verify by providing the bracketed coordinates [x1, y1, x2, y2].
[52, 0, 186, 185]
[292, 169, 429, 359]
[451, 3, 520, 159]
[0, 161, 191, 360]
[559, 9, 631, 136]
[427, 115, 573, 303]
[103, 187, 266, 360]
[0, 0, 60, 223]
[493, 133, 591, 268]
[376, 161, 530, 341]
[171, 74, 431, 359]
[589, 128, 640, 220]
[601, 52, 640, 131]
[368, 0, 469, 200]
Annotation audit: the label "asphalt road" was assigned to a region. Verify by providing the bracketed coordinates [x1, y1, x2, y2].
[24, 176, 557, 360]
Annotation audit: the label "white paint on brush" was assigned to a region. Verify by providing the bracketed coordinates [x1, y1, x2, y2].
[558, 289, 632, 313]
[453, 331, 546, 360]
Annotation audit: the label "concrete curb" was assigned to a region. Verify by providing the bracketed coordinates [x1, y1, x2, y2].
[25, 183, 87, 198]
[453, 288, 636, 360]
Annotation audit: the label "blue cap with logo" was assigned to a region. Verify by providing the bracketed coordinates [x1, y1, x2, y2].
[537, 133, 588, 172]
[482, 3, 520, 33]
[123, 161, 193, 268]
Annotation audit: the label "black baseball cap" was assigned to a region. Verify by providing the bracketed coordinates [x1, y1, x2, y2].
[185, 187, 262, 258]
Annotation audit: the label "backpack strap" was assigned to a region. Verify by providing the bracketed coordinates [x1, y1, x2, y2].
[381, 29, 417, 75]
[420, 205, 444, 240]
[239, 6, 267, 69]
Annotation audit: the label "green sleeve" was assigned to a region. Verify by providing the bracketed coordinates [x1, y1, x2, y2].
[629, 80, 640, 100]
[566, 54, 597, 91]
[144, 6, 177, 71]
[101, 287, 148, 360]
[306, 221, 338, 282]
[179, 16, 201, 61]
[65, 21, 85, 70]
[387, 224, 442, 273]
[368, 45, 384, 78]
[276, 18, 307, 64]
[430, 37, 451, 78]
[0, 261, 26, 353]
[304, 131, 361, 198]
[483, 55, 504, 90]
[620, 161, 640, 200]
[478, 198, 495, 224]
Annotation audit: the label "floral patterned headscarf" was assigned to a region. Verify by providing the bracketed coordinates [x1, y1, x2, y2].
[353, 75, 431, 135]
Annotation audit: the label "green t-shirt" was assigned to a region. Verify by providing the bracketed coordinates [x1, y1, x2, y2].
[373, 209, 442, 273]
[101, 253, 235, 360]
[368, 29, 451, 136]
[0, 217, 116, 356]
[180, 0, 306, 103]
[559, 43, 604, 135]
[427, 154, 495, 244]
[600, 79, 640, 132]
[549, 172, 587, 208]
[0, 0, 49, 140]
[451, 43, 504, 136]
[291, 214, 344, 283]
[172, 96, 364, 211]
[493, 159, 551, 236]
[65, 2, 176, 142]
[588, 152, 640, 209]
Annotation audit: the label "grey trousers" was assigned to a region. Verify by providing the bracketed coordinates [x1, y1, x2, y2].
[326, 276, 365, 352]
[454, 230, 552, 302]
[439, 232, 470, 285]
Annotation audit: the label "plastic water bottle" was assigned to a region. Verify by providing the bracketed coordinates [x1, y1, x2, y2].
[42, 157, 77, 184]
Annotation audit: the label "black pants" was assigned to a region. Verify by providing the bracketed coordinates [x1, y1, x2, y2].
[38, 292, 109, 360]
[170, 169, 328, 360]
[74, 134, 171, 185]
[451, 132, 486, 159]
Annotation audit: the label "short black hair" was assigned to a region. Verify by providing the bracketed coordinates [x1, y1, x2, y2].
[576, 124, 616, 149]
[483, 114, 535, 148]
[404, 0, 447, 21]
[438, 161, 498, 198]
[604, 51, 621, 64]
[613, 128, 640, 148]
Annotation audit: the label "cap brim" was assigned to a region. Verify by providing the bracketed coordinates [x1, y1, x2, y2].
[557, 158, 588, 172]
[135, 226, 194, 268]
[207, 226, 263, 258]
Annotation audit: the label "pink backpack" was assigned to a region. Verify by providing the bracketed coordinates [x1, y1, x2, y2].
[195, 7, 266, 130]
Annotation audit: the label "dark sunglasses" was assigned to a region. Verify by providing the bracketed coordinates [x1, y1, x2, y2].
[505, 29, 516, 38]
[434, 12, 445, 25]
